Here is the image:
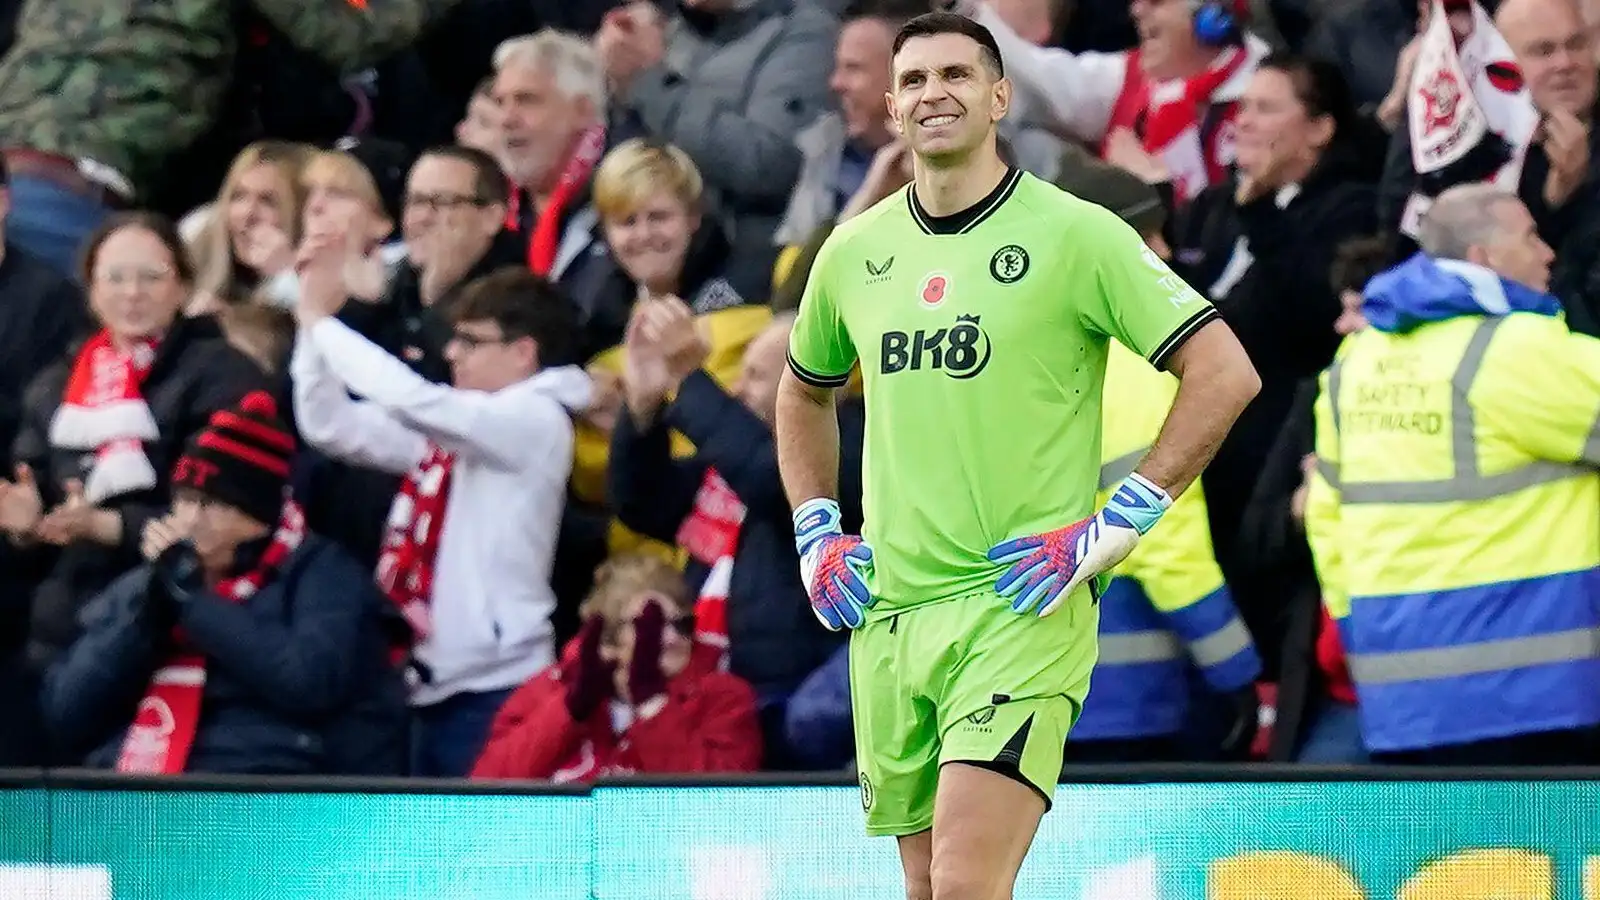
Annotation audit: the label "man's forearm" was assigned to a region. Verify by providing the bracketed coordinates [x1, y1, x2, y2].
[775, 370, 841, 508]
[1140, 323, 1260, 498]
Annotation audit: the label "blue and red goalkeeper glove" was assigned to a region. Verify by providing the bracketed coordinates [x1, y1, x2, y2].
[793, 498, 875, 631]
[986, 472, 1172, 617]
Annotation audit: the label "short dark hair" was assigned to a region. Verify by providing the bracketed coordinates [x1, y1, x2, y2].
[1329, 235, 1391, 295]
[448, 266, 578, 367]
[418, 144, 510, 207]
[892, 12, 1004, 79]
[80, 211, 196, 286]
[1258, 52, 1356, 140]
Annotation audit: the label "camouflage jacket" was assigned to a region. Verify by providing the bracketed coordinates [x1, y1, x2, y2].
[0, 0, 459, 200]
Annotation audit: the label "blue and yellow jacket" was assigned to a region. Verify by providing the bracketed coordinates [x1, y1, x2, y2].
[1305, 254, 1600, 752]
[1076, 344, 1261, 740]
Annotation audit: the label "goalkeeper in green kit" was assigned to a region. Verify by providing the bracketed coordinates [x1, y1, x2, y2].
[776, 11, 1260, 899]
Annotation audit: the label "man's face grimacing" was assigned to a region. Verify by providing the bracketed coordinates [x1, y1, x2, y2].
[886, 33, 1011, 165]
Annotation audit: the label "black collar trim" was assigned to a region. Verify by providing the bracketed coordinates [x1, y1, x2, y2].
[907, 166, 1022, 236]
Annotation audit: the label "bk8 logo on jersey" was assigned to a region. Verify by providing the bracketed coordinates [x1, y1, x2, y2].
[881, 314, 992, 379]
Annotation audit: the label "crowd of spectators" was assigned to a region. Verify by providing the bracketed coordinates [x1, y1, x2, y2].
[0, 0, 1598, 779]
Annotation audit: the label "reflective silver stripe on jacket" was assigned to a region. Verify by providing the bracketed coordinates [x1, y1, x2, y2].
[1347, 627, 1600, 685]
[1189, 616, 1253, 668]
[1098, 448, 1145, 492]
[1098, 631, 1182, 665]
[1325, 318, 1589, 504]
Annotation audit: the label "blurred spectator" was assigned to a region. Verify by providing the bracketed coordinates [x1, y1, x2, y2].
[5, 213, 265, 679]
[976, 0, 1073, 179]
[188, 141, 313, 313]
[455, 77, 508, 166]
[291, 262, 590, 777]
[299, 146, 524, 566]
[372, 145, 523, 374]
[1494, 0, 1597, 243]
[1073, 343, 1262, 764]
[774, 1, 917, 252]
[301, 150, 403, 284]
[40, 392, 408, 775]
[1168, 55, 1376, 664]
[965, 0, 1271, 204]
[1378, 0, 1597, 258]
[611, 302, 862, 765]
[472, 553, 762, 781]
[0, 0, 459, 275]
[1236, 235, 1386, 763]
[218, 304, 297, 377]
[0, 155, 85, 467]
[1307, 185, 1600, 765]
[491, 31, 609, 293]
[1305, 0, 1416, 114]
[596, 0, 837, 262]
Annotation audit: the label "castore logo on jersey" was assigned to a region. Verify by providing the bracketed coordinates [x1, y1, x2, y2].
[881, 314, 992, 379]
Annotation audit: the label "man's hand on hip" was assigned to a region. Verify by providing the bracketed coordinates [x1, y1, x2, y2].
[794, 498, 875, 631]
[986, 473, 1171, 616]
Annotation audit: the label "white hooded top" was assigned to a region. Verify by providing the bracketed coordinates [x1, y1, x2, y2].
[291, 317, 593, 706]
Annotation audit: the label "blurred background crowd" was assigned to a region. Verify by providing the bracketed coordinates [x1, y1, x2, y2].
[0, 0, 1598, 781]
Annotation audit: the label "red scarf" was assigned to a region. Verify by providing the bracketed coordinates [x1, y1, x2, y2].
[375, 446, 455, 640]
[1105, 46, 1252, 203]
[675, 469, 745, 669]
[48, 331, 161, 503]
[505, 124, 607, 276]
[115, 500, 307, 774]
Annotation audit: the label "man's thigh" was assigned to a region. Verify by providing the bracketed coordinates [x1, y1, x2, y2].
[936, 598, 1095, 806]
[851, 615, 942, 837]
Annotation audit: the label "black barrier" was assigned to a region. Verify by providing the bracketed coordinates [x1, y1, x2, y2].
[9, 762, 1600, 792]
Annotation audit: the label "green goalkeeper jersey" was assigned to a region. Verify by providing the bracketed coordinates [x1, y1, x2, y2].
[788, 167, 1217, 618]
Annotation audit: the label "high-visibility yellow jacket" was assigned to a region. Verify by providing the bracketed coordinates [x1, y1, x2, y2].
[1305, 255, 1600, 752]
[1076, 342, 1261, 740]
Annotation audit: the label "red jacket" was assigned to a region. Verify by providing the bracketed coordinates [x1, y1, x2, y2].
[471, 644, 762, 781]
[1316, 607, 1356, 704]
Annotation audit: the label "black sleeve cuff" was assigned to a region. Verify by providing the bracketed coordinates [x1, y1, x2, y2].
[786, 349, 851, 389]
[1148, 306, 1221, 370]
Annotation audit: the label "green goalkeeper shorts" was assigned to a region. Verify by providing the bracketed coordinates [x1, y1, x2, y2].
[849, 589, 1097, 836]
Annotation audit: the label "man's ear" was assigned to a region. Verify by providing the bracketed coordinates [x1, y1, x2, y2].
[519, 335, 542, 372]
[991, 77, 1012, 123]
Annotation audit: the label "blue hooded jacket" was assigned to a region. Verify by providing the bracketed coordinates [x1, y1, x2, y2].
[1362, 253, 1563, 334]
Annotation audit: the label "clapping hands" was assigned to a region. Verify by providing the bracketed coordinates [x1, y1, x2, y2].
[621, 293, 709, 424]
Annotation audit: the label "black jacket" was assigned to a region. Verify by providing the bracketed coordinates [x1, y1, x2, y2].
[608, 371, 865, 697]
[0, 245, 85, 661]
[41, 535, 409, 775]
[1170, 145, 1376, 675]
[11, 316, 267, 670]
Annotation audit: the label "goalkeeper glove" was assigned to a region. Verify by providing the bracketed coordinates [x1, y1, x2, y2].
[793, 498, 875, 631]
[986, 472, 1172, 617]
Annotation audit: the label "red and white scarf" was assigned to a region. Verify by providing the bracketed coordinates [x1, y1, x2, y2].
[505, 124, 607, 276]
[375, 446, 455, 641]
[675, 469, 745, 668]
[1106, 45, 1255, 203]
[48, 331, 161, 503]
[116, 500, 306, 774]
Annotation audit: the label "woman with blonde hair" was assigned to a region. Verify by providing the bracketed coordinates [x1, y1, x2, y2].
[297, 149, 402, 302]
[471, 553, 761, 782]
[188, 141, 313, 312]
[565, 139, 773, 560]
